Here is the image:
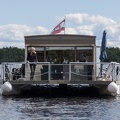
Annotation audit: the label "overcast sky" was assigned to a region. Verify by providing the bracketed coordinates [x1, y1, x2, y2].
[0, 0, 120, 48]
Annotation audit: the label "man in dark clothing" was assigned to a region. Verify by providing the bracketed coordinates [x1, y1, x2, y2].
[79, 54, 86, 62]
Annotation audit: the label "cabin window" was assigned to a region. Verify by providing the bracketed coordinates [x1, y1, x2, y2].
[76, 47, 93, 62]
[27, 46, 94, 63]
[46, 47, 75, 64]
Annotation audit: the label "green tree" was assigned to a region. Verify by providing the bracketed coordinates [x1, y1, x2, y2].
[105, 47, 120, 62]
[0, 47, 24, 63]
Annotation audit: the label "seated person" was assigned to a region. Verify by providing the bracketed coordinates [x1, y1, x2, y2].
[79, 54, 87, 62]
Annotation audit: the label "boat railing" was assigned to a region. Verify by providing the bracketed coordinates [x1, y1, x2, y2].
[1, 62, 120, 82]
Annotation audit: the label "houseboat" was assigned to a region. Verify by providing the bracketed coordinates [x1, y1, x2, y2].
[1, 34, 120, 96]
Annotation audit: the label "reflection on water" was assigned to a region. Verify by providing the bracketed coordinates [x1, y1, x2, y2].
[0, 90, 120, 120]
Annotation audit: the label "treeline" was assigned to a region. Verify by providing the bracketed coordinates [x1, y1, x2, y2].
[105, 47, 120, 62]
[0, 47, 25, 63]
[0, 47, 120, 63]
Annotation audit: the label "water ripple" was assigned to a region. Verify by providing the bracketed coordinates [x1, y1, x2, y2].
[0, 91, 120, 120]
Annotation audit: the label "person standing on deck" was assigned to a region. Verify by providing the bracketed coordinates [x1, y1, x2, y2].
[27, 47, 38, 80]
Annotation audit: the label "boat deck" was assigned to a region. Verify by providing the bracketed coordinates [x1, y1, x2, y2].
[9, 79, 116, 85]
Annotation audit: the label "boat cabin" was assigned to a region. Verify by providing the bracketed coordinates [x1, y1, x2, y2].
[25, 34, 96, 63]
[24, 34, 99, 81]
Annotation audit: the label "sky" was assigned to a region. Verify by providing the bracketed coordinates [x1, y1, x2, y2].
[0, 0, 120, 48]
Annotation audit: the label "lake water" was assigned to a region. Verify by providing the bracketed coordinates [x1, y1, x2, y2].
[0, 86, 120, 120]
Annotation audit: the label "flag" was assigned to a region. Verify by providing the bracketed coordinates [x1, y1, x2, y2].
[51, 19, 65, 34]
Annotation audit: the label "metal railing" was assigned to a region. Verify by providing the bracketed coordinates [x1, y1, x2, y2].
[0, 62, 120, 82]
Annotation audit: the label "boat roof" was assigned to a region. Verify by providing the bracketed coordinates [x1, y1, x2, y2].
[24, 34, 96, 47]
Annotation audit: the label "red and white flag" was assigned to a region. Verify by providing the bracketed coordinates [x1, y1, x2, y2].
[51, 19, 65, 34]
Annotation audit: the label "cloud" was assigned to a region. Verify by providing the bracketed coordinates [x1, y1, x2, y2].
[65, 27, 77, 34]
[66, 13, 120, 47]
[0, 13, 120, 48]
[0, 24, 48, 48]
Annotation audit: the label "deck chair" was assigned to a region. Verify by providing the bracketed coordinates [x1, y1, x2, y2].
[12, 64, 25, 80]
